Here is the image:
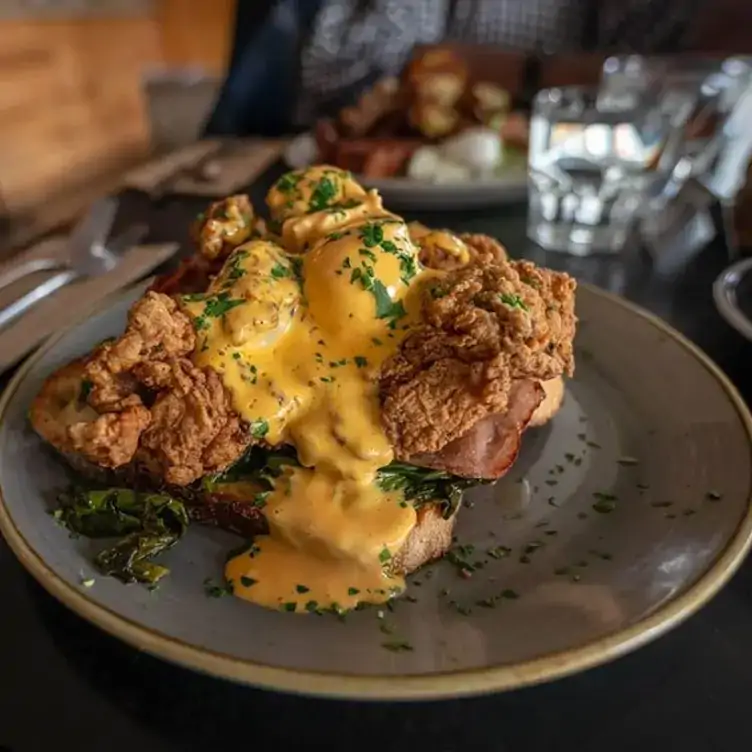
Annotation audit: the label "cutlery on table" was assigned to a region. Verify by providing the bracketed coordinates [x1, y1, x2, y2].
[0, 198, 148, 331]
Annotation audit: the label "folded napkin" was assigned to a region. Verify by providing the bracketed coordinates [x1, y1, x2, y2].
[121, 139, 288, 198]
[0, 237, 178, 373]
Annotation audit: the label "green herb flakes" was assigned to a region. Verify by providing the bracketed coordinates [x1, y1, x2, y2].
[271, 262, 291, 279]
[499, 293, 528, 310]
[360, 223, 384, 247]
[204, 577, 234, 598]
[382, 640, 413, 653]
[250, 419, 270, 439]
[309, 177, 337, 211]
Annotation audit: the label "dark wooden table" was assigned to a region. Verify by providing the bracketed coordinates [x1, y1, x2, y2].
[3, 164, 752, 752]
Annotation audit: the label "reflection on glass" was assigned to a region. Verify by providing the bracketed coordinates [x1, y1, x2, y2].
[527, 86, 673, 256]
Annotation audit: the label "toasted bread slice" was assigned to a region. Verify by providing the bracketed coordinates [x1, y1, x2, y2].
[529, 376, 565, 428]
[204, 481, 456, 576]
[30, 359, 457, 577]
[30, 359, 137, 485]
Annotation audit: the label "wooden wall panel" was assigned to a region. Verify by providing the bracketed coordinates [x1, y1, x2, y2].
[0, 17, 162, 214]
[155, 0, 234, 73]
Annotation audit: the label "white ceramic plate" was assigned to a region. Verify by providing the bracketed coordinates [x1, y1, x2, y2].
[1, 281, 752, 700]
[283, 134, 528, 211]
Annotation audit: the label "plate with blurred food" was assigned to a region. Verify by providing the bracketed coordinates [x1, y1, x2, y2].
[285, 48, 529, 210]
[1, 165, 752, 700]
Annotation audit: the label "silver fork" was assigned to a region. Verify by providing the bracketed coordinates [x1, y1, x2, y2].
[0, 198, 147, 331]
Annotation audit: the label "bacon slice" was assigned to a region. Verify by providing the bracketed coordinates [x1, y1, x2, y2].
[410, 379, 543, 479]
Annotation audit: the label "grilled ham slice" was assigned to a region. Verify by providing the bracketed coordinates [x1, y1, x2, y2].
[410, 379, 544, 479]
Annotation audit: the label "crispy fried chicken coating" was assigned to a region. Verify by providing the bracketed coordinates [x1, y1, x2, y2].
[459, 233, 508, 265]
[137, 358, 249, 486]
[85, 292, 195, 410]
[380, 259, 576, 459]
[69, 406, 151, 468]
[194, 195, 255, 261]
[70, 292, 249, 485]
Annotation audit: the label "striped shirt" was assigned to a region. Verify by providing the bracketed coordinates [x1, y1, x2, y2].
[296, 0, 702, 124]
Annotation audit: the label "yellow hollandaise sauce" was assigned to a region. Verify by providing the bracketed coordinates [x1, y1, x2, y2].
[181, 178, 441, 613]
[225, 467, 416, 613]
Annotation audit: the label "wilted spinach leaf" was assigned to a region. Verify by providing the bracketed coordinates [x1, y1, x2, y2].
[54, 488, 189, 586]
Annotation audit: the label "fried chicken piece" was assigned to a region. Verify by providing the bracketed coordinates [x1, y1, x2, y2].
[68, 292, 200, 476]
[459, 233, 508, 265]
[194, 195, 254, 261]
[84, 292, 196, 410]
[382, 341, 511, 458]
[422, 260, 576, 379]
[408, 225, 508, 271]
[381, 259, 575, 460]
[69, 406, 151, 468]
[137, 358, 250, 486]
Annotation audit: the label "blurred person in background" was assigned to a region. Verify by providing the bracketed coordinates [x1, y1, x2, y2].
[204, 0, 733, 137]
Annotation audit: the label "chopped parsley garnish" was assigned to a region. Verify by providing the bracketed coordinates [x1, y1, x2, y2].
[79, 379, 93, 401]
[191, 291, 245, 330]
[342, 257, 352, 269]
[250, 419, 269, 439]
[430, 285, 447, 299]
[275, 173, 301, 194]
[221, 250, 249, 287]
[328, 231, 347, 241]
[232, 352, 241, 360]
[499, 293, 528, 310]
[295, 584, 310, 594]
[487, 545, 511, 559]
[309, 177, 338, 211]
[281, 602, 297, 612]
[271, 262, 291, 279]
[348, 587, 360, 596]
[372, 280, 406, 322]
[360, 223, 384, 247]
[204, 293, 244, 317]
[182, 292, 206, 303]
[359, 248, 377, 262]
[204, 577, 234, 598]
[354, 355, 368, 368]
[253, 491, 269, 508]
[379, 547, 392, 564]
[382, 640, 413, 652]
[592, 491, 617, 513]
[305, 600, 320, 613]
[240, 576, 256, 587]
[289, 255, 304, 283]
[399, 254, 418, 284]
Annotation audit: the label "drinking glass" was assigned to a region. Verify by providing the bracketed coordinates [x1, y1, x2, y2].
[527, 85, 675, 255]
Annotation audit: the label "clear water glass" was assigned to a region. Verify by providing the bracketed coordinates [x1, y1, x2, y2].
[527, 85, 674, 255]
